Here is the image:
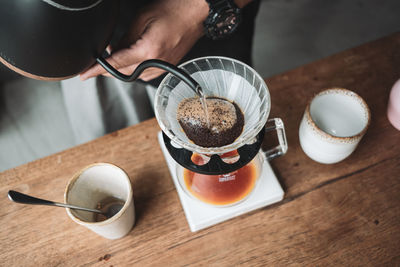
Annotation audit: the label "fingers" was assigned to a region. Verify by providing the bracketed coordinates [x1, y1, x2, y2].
[80, 46, 143, 81]
[79, 18, 169, 81]
[80, 62, 105, 81]
[80, 14, 156, 81]
[106, 45, 112, 54]
[100, 66, 166, 82]
[134, 68, 166, 81]
[97, 64, 140, 78]
[79, 50, 126, 80]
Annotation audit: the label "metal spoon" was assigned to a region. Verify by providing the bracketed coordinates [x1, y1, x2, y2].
[8, 190, 123, 219]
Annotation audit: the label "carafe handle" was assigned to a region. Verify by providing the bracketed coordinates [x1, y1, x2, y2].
[262, 118, 288, 160]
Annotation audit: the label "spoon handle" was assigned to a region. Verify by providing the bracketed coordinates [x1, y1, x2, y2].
[8, 190, 102, 214]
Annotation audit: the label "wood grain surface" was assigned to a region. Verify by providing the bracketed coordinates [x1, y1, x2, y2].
[1, 33, 399, 266]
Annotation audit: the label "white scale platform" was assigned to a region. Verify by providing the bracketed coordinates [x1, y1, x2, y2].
[158, 132, 284, 232]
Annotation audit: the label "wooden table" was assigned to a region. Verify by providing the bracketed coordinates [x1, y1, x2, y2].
[1, 33, 399, 266]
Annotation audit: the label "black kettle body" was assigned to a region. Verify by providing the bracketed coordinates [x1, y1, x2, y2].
[0, 0, 201, 93]
[0, 0, 119, 80]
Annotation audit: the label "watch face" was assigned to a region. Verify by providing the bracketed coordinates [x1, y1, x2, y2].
[216, 10, 239, 34]
[206, 7, 241, 40]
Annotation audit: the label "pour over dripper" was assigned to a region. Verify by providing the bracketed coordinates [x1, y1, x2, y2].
[155, 56, 281, 175]
[155, 56, 271, 155]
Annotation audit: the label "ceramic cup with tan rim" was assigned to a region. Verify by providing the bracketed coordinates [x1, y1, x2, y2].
[299, 88, 370, 164]
[64, 163, 135, 239]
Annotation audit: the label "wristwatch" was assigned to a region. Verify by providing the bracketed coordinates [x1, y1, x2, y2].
[203, 0, 242, 40]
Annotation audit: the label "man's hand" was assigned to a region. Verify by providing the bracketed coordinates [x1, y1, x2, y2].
[80, 0, 209, 81]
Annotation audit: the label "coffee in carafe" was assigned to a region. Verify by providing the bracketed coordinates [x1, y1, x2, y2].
[183, 151, 258, 205]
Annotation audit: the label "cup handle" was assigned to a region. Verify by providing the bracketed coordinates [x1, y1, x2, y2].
[262, 118, 288, 161]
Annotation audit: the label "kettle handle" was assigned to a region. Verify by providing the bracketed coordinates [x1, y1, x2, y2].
[96, 57, 201, 94]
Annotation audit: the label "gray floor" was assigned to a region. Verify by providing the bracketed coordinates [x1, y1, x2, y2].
[0, 0, 399, 171]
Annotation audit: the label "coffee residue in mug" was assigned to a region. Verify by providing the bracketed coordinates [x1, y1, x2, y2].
[94, 196, 125, 222]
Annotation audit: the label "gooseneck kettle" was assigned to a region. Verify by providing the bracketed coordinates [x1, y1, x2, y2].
[0, 0, 200, 92]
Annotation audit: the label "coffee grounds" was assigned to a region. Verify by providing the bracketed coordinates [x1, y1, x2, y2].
[177, 97, 244, 147]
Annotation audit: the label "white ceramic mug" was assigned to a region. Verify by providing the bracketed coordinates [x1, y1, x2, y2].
[64, 163, 135, 239]
[299, 88, 370, 164]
